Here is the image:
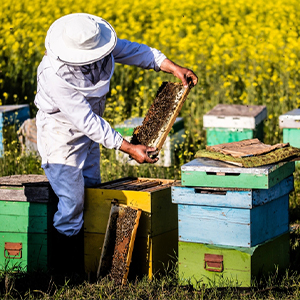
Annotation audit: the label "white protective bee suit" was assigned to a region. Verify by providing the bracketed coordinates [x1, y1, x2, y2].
[35, 38, 166, 236]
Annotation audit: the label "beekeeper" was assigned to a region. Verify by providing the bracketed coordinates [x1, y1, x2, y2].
[34, 13, 198, 243]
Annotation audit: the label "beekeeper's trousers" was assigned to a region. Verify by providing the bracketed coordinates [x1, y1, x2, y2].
[36, 110, 101, 236]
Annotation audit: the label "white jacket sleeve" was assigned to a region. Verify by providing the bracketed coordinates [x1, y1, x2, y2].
[112, 38, 167, 71]
[47, 74, 123, 150]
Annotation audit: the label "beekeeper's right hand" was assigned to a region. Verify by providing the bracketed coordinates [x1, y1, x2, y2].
[119, 139, 159, 164]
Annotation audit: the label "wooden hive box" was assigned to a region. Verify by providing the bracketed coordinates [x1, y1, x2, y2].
[172, 175, 293, 247]
[279, 108, 300, 149]
[203, 104, 267, 146]
[115, 117, 185, 167]
[83, 177, 177, 279]
[0, 175, 58, 272]
[0, 105, 30, 157]
[181, 157, 295, 189]
[178, 232, 290, 288]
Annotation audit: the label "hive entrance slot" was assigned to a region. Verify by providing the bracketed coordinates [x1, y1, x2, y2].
[206, 172, 240, 177]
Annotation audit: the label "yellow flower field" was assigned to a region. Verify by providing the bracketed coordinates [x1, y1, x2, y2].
[0, 0, 300, 151]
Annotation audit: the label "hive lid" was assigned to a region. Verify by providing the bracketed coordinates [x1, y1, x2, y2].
[203, 104, 267, 129]
[0, 174, 57, 202]
[94, 177, 174, 192]
[181, 157, 289, 175]
[279, 108, 300, 128]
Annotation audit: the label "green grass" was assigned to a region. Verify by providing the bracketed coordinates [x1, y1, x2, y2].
[2, 262, 300, 299]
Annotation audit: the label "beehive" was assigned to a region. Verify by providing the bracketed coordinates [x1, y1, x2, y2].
[0, 105, 30, 157]
[83, 177, 177, 279]
[0, 175, 58, 272]
[181, 157, 295, 189]
[115, 117, 185, 166]
[203, 104, 267, 146]
[178, 233, 290, 288]
[279, 108, 300, 149]
[172, 175, 293, 247]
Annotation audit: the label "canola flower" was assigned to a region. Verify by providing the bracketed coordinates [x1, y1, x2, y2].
[0, 0, 300, 151]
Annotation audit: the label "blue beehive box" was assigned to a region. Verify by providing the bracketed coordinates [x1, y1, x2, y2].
[0, 104, 30, 156]
[172, 175, 294, 248]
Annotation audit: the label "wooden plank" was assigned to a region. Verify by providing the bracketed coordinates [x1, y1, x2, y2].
[178, 195, 289, 247]
[0, 174, 48, 185]
[178, 233, 289, 288]
[172, 175, 294, 208]
[206, 139, 288, 158]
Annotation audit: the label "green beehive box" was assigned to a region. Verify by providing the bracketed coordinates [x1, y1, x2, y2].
[203, 104, 267, 146]
[0, 175, 58, 272]
[279, 108, 300, 149]
[181, 157, 295, 189]
[179, 233, 290, 288]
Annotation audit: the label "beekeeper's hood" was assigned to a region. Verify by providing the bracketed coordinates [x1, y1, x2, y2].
[45, 13, 117, 66]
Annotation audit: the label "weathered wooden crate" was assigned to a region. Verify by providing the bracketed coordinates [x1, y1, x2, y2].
[0, 105, 30, 157]
[172, 176, 293, 247]
[203, 104, 267, 146]
[114, 117, 185, 167]
[83, 177, 178, 278]
[0, 175, 58, 272]
[181, 157, 295, 189]
[279, 108, 300, 149]
[178, 233, 290, 288]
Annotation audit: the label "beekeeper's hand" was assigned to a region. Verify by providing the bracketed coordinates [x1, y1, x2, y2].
[160, 58, 198, 88]
[119, 139, 159, 164]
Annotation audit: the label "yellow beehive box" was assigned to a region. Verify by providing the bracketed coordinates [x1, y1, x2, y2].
[83, 177, 178, 279]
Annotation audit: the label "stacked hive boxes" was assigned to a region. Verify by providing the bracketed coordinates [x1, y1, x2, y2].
[172, 158, 295, 287]
[203, 104, 267, 146]
[0, 175, 58, 272]
[84, 177, 178, 279]
[114, 117, 185, 167]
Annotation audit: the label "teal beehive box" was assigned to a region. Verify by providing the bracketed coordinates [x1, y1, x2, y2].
[115, 117, 185, 167]
[0, 175, 58, 272]
[203, 104, 267, 146]
[279, 108, 300, 149]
